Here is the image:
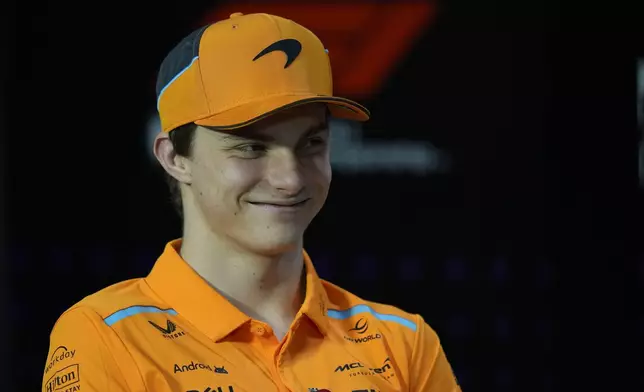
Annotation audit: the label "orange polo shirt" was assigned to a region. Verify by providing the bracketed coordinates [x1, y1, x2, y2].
[42, 240, 461, 392]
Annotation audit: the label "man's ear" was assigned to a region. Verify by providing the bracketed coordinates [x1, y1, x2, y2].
[153, 132, 192, 184]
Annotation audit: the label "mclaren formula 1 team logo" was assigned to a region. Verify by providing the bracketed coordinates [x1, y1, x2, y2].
[335, 357, 394, 379]
[253, 38, 302, 69]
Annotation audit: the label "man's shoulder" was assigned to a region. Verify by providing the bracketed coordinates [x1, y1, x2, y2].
[321, 279, 426, 341]
[52, 277, 167, 330]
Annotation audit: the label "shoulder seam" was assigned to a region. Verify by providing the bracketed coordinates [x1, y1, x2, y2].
[412, 313, 422, 358]
[410, 313, 424, 391]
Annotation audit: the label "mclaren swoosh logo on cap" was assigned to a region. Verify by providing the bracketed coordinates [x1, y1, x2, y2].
[253, 38, 302, 69]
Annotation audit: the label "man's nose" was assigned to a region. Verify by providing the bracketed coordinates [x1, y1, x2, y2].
[265, 150, 305, 196]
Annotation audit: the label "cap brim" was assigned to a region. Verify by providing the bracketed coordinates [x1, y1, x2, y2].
[193, 94, 369, 130]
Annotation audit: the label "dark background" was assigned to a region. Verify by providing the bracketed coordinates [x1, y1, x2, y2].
[3, 0, 643, 391]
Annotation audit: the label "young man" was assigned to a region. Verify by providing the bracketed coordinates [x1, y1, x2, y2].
[42, 12, 461, 392]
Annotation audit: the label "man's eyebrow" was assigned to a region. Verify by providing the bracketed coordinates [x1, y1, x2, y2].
[302, 122, 329, 137]
[217, 122, 328, 143]
[218, 133, 252, 143]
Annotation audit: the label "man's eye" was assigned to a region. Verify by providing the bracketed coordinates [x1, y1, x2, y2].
[236, 144, 267, 153]
[306, 137, 326, 147]
[301, 136, 329, 151]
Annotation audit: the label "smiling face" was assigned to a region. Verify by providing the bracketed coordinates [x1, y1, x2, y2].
[157, 104, 332, 255]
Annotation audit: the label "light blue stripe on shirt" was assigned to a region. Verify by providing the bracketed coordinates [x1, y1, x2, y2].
[326, 304, 417, 331]
[104, 305, 177, 326]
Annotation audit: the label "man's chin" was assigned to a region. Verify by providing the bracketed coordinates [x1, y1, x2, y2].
[241, 229, 304, 256]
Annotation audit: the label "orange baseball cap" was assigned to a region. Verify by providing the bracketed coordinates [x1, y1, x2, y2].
[156, 12, 371, 133]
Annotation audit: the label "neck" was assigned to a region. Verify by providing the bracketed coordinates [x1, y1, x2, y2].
[179, 214, 305, 328]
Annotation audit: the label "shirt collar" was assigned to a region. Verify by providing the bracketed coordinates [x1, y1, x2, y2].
[145, 239, 330, 341]
[300, 249, 331, 336]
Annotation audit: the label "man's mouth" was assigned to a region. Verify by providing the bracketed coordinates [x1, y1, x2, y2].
[248, 199, 310, 208]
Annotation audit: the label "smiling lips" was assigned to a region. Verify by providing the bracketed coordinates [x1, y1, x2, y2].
[248, 199, 310, 210]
